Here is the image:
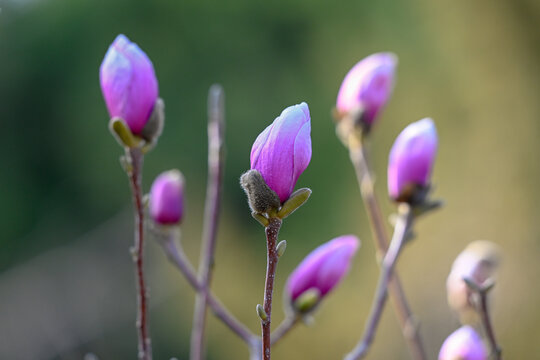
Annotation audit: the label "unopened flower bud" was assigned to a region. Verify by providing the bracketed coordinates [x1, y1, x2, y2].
[439, 326, 488, 360]
[150, 170, 184, 225]
[250, 102, 312, 203]
[100, 34, 158, 136]
[447, 240, 501, 324]
[336, 52, 397, 128]
[286, 235, 360, 313]
[387, 118, 438, 203]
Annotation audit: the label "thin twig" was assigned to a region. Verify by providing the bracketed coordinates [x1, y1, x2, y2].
[261, 217, 282, 360]
[349, 144, 426, 360]
[479, 291, 502, 360]
[270, 315, 300, 346]
[191, 85, 226, 360]
[344, 204, 413, 360]
[249, 341, 263, 360]
[464, 278, 502, 360]
[126, 148, 152, 360]
[158, 231, 258, 347]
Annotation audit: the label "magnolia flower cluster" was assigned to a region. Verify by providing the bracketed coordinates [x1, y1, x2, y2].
[100, 32, 361, 315]
[245, 102, 360, 313]
[100, 37, 440, 219]
[99, 33, 460, 359]
[336, 54, 438, 202]
[100, 35, 184, 225]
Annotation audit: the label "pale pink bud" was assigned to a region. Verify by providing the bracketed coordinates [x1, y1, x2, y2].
[336, 52, 397, 126]
[447, 241, 501, 322]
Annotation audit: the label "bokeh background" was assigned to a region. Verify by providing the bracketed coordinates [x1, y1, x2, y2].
[1, 0, 540, 358]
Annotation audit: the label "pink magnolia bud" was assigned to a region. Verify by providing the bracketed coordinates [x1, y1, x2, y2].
[387, 118, 438, 202]
[286, 235, 360, 310]
[100, 34, 159, 135]
[250, 102, 312, 203]
[336, 52, 397, 126]
[439, 326, 488, 360]
[150, 170, 184, 225]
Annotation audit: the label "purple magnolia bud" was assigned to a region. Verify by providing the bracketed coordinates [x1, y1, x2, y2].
[387, 118, 438, 202]
[286, 235, 360, 309]
[336, 52, 397, 126]
[150, 170, 184, 225]
[250, 102, 312, 203]
[100, 34, 159, 135]
[439, 326, 488, 360]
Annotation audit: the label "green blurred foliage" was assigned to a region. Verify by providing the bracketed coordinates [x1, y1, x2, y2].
[1, 0, 540, 358]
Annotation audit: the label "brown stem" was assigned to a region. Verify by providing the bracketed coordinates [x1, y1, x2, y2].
[270, 315, 299, 346]
[127, 148, 152, 360]
[479, 291, 502, 360]
[344, 204, 413, 360]
[158, 231, 259, 347]
[191, 85, 226, 360]
[261, 217, 282, 360]
[463, 279, 501, 360]
[349, 144, 426, 360]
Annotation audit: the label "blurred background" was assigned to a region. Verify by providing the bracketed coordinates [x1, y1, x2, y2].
[1, 0, 540, 358]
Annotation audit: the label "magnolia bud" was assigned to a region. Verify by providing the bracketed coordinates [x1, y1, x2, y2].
[286, 235, 360, 313]
[149, 170, 185, 225]
[250, 102, 312, 203]
[336, 52, 397, 129]
[446, 240, 501, 324]
[388, 118, 438, 203]
[100, 34, 158, 136]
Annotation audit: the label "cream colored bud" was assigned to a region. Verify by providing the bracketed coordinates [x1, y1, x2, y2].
[446, 240, 501, 325]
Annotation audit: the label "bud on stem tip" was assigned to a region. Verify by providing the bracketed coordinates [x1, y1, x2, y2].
[100, 34, 159, 136]
[286, 235, 360, 313]
[250, 103, 312, 204]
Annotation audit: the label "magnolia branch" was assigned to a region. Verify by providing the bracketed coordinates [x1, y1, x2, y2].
[345, 204, 413, 360]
